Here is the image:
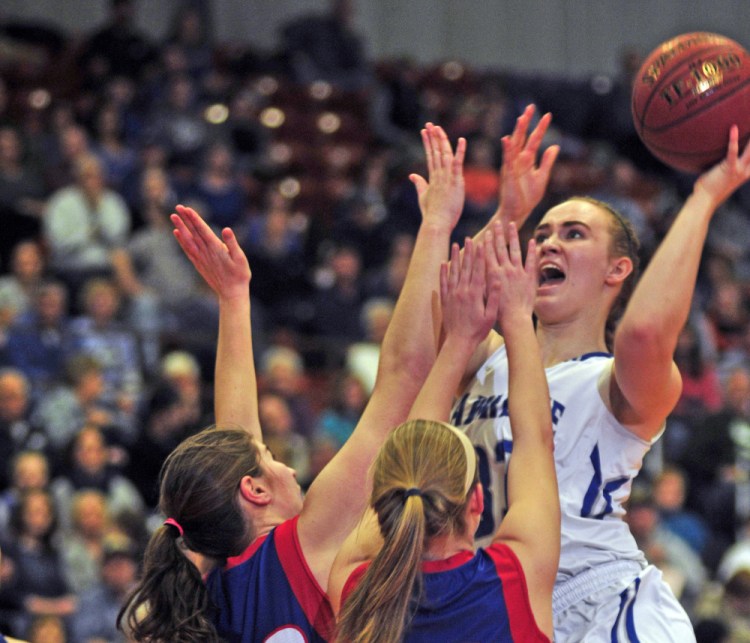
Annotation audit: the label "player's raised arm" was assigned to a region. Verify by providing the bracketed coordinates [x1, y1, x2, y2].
[296, 124, 466, 589]
[329, 233, 500, 614]
[488, 221, 558, 639]
[613, 126, 750, 441]
[171, 205, 260, 441]
[407, 235, 499, 422]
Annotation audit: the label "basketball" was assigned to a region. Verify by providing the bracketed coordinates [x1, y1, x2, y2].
[631, 32, 750, 173]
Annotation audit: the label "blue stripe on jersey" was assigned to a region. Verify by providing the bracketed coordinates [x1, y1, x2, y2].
[575, 351, 613, 361]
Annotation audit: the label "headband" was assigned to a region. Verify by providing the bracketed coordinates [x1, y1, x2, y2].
[164, 517, 184, 537]
[445, 424, 478, 495]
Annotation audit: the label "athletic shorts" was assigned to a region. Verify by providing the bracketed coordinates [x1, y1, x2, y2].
[553, 562, 696, 642]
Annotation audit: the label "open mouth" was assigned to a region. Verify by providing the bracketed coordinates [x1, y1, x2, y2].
[539, 265, 566, 286]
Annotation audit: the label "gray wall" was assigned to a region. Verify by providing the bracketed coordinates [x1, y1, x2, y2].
[5, 0, 750, 76]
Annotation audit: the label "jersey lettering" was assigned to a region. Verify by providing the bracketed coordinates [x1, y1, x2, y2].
[581, 444, 630, 519]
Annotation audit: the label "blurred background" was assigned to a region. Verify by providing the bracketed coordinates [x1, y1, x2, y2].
[0, 1, 749, 642]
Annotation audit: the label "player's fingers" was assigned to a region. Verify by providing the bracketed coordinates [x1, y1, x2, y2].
[439, 261, 449, 304]
[461, 238, 474, 285]
[453, 137, 467, 175]
[447, 242, 461, 289]
[507, 222, 522, 266]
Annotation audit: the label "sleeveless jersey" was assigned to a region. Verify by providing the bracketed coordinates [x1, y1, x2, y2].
[451, 347, 651, 581]
[342, 544, 549, 642]
[206, 515, 334, 643]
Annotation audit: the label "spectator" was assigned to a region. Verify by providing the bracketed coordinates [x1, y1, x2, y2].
[363, 232, 414, 301]
[50, 426, 144, 533]
[31, 354, 127, 465]
[0, 489, 76, 638]
[188, 141, 246, 230]
[652, 466, 714, 566]
[24, 614, 66, 643]
[143, 72, 208, 163]
[663, 320, 725, 466]
[78, 0, 156, 87]
[5, 280, 70, 398]
[706, 279, 750, 357]
[674, 321, 724, 420]
[309, 243, 366, 361]
[65, 278, 142, 433]
[682, 366, 750, 550]
[0, 450, 49, 539]
[0, 368, 47, 489]
[164, 2, 213, 82]
[241, 187, 308, 331]
[158, 350, 212, 434]
[43, 154, 131, 298]
[42, 121, 92, 197]
[346, 296, 394, 394]
[280, 0, 373, 91]
[694, 557, 750, 643]
[112, 165, 219, 372]
[125, 382, 197, 510]
[59, 489, 120, 595]
[314, 369, 368, 449]
[259, 345, 316, 439]
[91, 101, 137, 193]
[0, 241, 47, 321]
[0, 123, 46, 227]
[69, 532, 137, 643]
[625, 486, 707, 613]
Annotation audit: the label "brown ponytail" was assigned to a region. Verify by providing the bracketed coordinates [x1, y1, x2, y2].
[118, 427, 262, 642]
[337, 420, 477, 643]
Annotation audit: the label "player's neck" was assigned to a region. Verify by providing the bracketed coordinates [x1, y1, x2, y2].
[536, 318, 608, 367]
[423, 532, 474, 561]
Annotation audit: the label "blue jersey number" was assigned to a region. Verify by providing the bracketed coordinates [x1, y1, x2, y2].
[474, 441, 510, 539]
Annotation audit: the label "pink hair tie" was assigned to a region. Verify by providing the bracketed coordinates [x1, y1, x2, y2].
[164, 517, 184, 537]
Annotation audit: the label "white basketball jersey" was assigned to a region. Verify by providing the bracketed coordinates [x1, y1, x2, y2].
[451, 346, 650, 582]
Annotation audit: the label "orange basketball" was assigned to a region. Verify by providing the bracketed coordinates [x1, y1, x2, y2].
[631, 32, 750, 173]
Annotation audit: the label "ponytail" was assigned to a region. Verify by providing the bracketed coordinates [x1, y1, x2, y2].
[118, 525, 220, 642]
[337, 490, 427, 643]
[118, 427, 262, 642]
[337, 420, 476, 643]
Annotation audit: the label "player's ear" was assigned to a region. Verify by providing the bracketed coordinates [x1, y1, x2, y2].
[605, 256, 633, 286]
[469, 482, 484, 516]
[239, 475, 271, 507]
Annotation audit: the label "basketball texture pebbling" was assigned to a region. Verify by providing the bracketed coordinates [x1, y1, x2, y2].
[631, 32, 750, 174]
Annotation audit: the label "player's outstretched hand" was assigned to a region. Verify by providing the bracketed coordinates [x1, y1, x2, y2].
[694, 125, 750, 210]
[486, 221, 537, 333]
[171, 204, 251, 302]
[440, 237, 499, 346]
[496, 105, 559, 230]
[410, 123, 467, 232]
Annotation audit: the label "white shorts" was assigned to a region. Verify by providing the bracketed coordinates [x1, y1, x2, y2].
[553, 563, 695, 642]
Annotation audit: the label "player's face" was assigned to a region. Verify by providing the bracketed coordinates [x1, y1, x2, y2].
[532, 200, 618, 324]
[260, 445, 303, 518]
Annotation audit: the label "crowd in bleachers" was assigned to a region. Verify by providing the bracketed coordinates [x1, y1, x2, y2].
[1, 0, 750, 640]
